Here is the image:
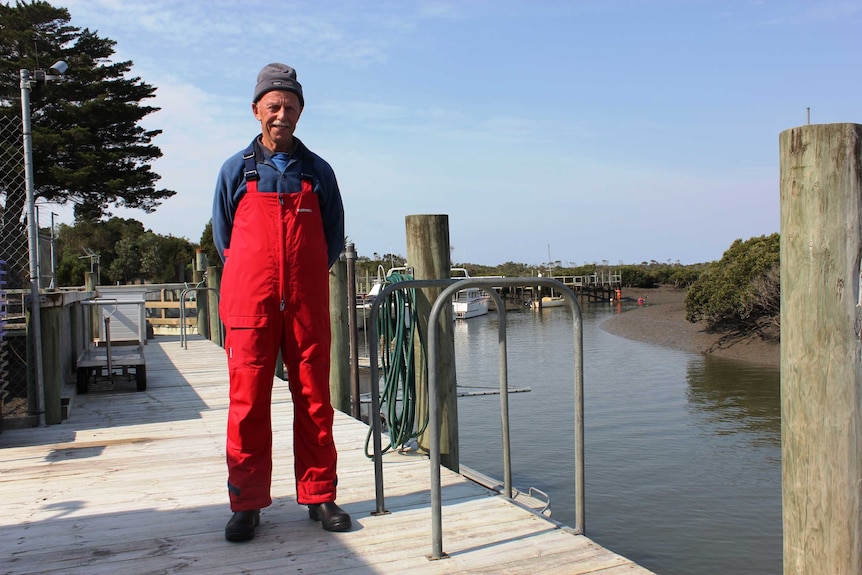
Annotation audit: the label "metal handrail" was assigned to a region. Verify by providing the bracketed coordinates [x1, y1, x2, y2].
[367, 276, 584, 560]
[179, 287, 222, 349]
[427, 277, 583, 559]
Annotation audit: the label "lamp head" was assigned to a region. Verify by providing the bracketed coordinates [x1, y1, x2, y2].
[48, 61, 68, 76]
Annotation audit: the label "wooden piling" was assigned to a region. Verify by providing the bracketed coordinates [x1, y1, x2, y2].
[329, 256, 350, 414]
[206, 266, 221, 347]
[39, 302, 62, 424]
[406, 214, 459, 471]
[780, 123, 862, 575]
[195, 251, 209, 337]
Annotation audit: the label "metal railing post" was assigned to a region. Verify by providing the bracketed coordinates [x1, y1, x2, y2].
[487, 290, 513, 499]
[345, 243, 361, 419]
[426, 277, 583, 558]
[366, 276, 583, 560]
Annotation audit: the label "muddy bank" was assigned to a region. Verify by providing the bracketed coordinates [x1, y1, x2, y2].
[602, 286, 779, 368]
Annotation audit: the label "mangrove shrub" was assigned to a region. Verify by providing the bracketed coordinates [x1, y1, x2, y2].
[685, 233, 780, 339]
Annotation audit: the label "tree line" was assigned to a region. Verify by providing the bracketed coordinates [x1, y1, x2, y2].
[54, 220, 781, 341]
[55, 217, 201, 286]
[354, 234, 781, 342]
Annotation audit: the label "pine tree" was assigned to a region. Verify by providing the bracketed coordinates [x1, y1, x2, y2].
[0, 0, 175, 236]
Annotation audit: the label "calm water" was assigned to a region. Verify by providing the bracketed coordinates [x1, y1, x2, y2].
[452, 304, 782, 575]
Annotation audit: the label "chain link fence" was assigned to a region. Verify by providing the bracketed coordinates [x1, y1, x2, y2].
[0, 114, 29, 291]
[0, 114, 34, 422]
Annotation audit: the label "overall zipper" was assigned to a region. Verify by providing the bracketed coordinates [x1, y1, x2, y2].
[278, 187, 286, 312]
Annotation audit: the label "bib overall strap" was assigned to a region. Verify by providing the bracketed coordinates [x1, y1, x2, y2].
[242, 144, 259, 194]
[242, 140, 315, 194]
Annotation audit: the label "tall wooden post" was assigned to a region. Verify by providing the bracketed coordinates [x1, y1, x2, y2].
[329, 256, 350, 414]
[406, 214, 459, 471]
[193, 252, 208, 337]
[780, 123, 862, 575]
[206, 266, 222, 347]
[40, 302, 62, 424]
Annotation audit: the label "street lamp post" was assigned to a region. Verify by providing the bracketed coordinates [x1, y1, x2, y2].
[20, 62, 67, 427]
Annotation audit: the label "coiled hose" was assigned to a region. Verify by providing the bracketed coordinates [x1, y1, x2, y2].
[364, 271, 428, 457]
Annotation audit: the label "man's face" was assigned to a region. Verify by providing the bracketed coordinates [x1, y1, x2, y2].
[252, 90, 303, 152]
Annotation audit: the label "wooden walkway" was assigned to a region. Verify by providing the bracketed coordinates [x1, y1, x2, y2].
[0, 335, 654, 574]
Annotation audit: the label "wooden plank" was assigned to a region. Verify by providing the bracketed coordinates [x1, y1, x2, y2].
[145, 301, 196, 310]
[0, 334, 654, 575]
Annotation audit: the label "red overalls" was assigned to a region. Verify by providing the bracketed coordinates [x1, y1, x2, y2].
[220, 155, 337, 511]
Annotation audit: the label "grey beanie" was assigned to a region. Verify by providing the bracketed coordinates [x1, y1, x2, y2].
[253, 63, 304, 106]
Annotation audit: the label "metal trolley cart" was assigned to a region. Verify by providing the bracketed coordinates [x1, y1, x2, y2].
[76, 298, 147, 393]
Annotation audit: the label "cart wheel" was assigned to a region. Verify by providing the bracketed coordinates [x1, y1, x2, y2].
[136, 365, 147, 391]
[77, 367, 90, 394]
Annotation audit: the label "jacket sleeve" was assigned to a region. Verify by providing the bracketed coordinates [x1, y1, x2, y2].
[212, 153, 245, 263]
[314, 159, 345, 269]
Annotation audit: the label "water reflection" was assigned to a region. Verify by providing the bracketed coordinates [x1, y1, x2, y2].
[685, 355, 781, 445]
[452, 306, 782, 575]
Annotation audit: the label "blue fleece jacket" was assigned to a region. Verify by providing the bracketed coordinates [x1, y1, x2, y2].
[212, 137, 345, 268]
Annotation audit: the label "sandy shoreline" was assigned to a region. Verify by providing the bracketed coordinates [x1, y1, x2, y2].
[601, 286, 779, 368]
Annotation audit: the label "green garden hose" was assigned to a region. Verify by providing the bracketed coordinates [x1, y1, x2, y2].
[364, 271, 428, 457]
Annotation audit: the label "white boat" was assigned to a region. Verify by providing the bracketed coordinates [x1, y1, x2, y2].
[452, 287, 491, 319]
[451, 268, 490, 319]
[531, 295, 566, 310]
[360, 266, 491, 320]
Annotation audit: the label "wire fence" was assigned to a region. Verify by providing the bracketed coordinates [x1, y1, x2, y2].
[0, 259, 8, 427]
[0, 114, 34, 421]
[0, 114, 29, 292]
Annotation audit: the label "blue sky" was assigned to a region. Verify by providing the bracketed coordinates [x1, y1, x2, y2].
[50, 0, 861, 266]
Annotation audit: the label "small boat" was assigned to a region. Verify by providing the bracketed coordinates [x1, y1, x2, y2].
[452, 287, 491, 319]
[359, 266, 491, 320]
[451, 268, 490, 319]
[531, 295, 566, 310]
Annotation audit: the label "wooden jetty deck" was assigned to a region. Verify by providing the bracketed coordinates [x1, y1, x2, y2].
[0, 335, 654, 574]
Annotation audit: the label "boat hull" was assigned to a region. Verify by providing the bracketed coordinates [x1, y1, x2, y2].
[531, 296, 565, 309]
[453, 289, 490, 319]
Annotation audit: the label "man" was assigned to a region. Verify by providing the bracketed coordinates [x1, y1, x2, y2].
[212, 63, 350, 542]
